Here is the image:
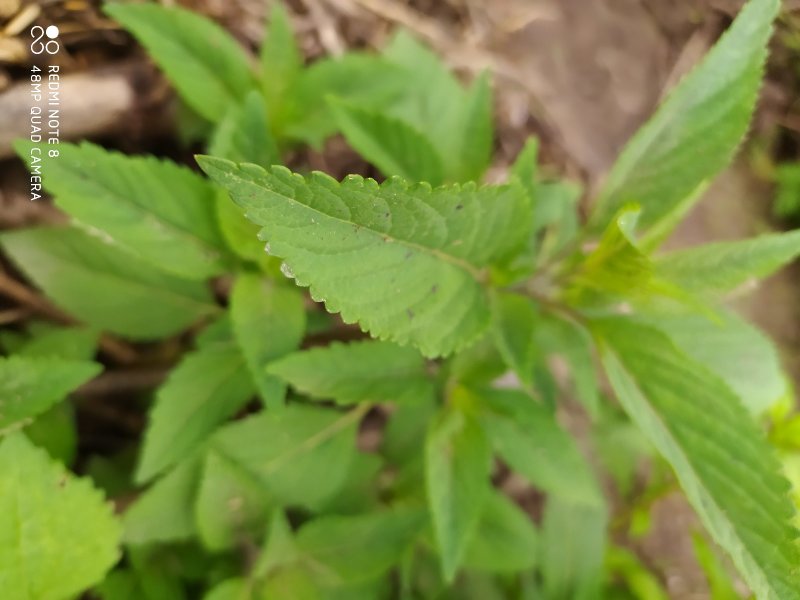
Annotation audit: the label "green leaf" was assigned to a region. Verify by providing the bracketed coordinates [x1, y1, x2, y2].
[124, 458, 201, 545]
[313, 453, 383, 514]
[382, 398, 437, 466]
[473, 387, 602, 506]
[215, 189, 267, 264]
[0, 433, 121, 598]
[16, 141, 229, 280]
[260, 3, 301, 118]
[605, 546, 669, 600]
[491, 292, 541, 388]
[330, 100, 445, 184]
[268, 339, 434, 406]
[0, 226, 217, 339]
[540, 500, 607, 600]
[591, 0, 779, 230]
[454, 71, 493, 182]
[24, 403, 78, 466]
[639, 310, 788, 415]
[655, 230, 800, 295]
[15, 324, 98, 361]
[204, 578, 250, 600]
[570, 207, 651, 298]
[285, 54, 408, 147]
[425, 407, 492, 582]
[534, 312, 599, 417]
[510, 138, 539, 200]
[230, 275, 305, 408]
[137, 319, 255, 482]
[105, 3, 255, 122]
[195, 450, 271, 551]
[0, 356, 99, 432]
[210, 405, 361, 509]
[531, 180, 582, 263]
[774, 164, 800, 219]
[256, 509, 298, 576]
[382, 32, 467, 180]
[463, 491, 538, 573]
[96, 570, 140, 600]
[595, 317, 800, 599]
[210, 91, 280, 167]
[198, 159, 531, 357]
[692, 533, 742, 600]
[296, 509, 425, 584]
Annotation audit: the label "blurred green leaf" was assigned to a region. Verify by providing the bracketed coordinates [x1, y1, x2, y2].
[638, 310, 788, 415]
[230, 275, 305, 408]
[605, 546, 669, 600]
[491, 292, 541, 389]
[540, 500, 607, 600]
[0, 433, 121, 598]
[14, 324, 98, 361]
[425, 407, 491, 582]
[597, 317, 800, 598]
[692, 533, 743, 600]
[260, 3, 301, 122]
[0, 226, 217, 339]
[330, 100, 445, 184]
[591, 0, 779, 230]
[210, 91, 280, 167]
[124, 458, 201, 545]
[137, 319, 255, 482]
[455, 71, 493, 182]
[16, 141, 229, 280]
[269, 339, 434, 406]
[473, 387, 602, 506]
[285, 54, 408, 147]
[105, 3, 255, 122]
[774, 164, 800, 219]
[655, 230, 800, 295]
[24, 403, 78, 466]
[211, 405, 361, 510]
[195, 450, 271, 551]
[0, 355, 99, 432]
[463, 491, 538, 573]
[295, 508, 425, 584]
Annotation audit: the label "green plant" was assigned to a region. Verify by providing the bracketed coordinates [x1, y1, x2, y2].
[774, 163, 800, 220]
[2, 0, 800, 598]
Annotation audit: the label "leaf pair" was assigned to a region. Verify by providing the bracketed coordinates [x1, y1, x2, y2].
[331, 36, 494, 184]
[136, 278, 305, 483]
[125, 404, 364, 551]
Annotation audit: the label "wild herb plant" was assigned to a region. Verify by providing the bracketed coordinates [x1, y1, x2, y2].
[2, 0, 800, 598]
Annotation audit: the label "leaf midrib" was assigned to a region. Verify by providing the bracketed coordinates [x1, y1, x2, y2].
[258, 178, 487, 282]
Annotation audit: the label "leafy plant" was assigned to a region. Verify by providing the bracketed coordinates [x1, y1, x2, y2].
[2, 0, 800, 598]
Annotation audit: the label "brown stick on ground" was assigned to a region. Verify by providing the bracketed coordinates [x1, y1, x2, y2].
[0, 60, 171, 160]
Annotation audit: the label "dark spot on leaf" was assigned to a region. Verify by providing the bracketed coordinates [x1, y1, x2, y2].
[431, 285, 438, 294]
[455, 204, 463, 210]
[407, 309, 415, 319]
